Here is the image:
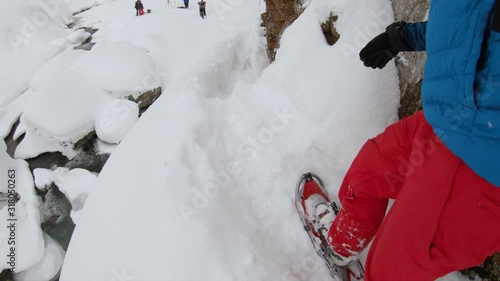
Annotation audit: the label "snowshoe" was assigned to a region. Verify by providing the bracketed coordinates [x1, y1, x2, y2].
[295, 172, 364, 281]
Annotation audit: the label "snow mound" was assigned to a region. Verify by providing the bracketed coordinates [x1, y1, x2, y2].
[15, 234, 65, 281]
[66, 29, 91, 45]
[16, 41, 159, 158]
[95, 96, 139, 144]
[0, 0, 72, 106]
[74, 41, 161, 98]
[21, 50, 105, 152]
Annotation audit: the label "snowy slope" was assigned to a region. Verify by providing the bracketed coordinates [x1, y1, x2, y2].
[60, 0, 403, 280]
[0, 0, 72, 107]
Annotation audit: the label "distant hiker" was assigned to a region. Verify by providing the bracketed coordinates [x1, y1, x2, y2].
[184, 0, 189, 8]
[135, 0, 144, 16]
[198, 0, 206, 18]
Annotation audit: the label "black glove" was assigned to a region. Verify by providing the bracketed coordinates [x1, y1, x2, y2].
[359, 22, 413, 69]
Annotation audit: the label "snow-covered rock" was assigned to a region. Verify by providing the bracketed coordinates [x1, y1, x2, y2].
[95, 96, 139, 144]
[73, 41, 162, 99]
[16, 50, 105, 158]
[66, 29, 91, 45]
[16, 42, 159, 158]
[34, 167, 97, 224]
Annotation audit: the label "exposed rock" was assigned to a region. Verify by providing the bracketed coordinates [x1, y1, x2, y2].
[321, 14, 340, 46]
[73, 131, 96, 151]
[397, 76, 423, 118]
[39, 184, 75, 251]
[0, 269, 14, 281]
[461, 253, 500, 281]
[261, 0, 303, 62]
[65, 151, 110, 173]
[127, 87, 162, 115]
[74, 42, 96, 51]
[4, 118, 23, 159]
[391, 0, 429, 119]
[73, 27, 98, 51]
[26, 153, 70, 173]
[0, 192, 20, 211]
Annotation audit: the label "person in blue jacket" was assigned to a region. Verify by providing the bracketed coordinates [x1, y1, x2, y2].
[308, 1, 500, 280]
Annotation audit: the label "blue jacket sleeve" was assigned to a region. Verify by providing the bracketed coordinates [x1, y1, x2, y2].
[403, 22, 427, 51]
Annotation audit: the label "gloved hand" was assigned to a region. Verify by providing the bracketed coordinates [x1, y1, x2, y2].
[359, 21, 413, 69]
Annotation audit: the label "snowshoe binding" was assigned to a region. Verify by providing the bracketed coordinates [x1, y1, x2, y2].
[295, 172, 364, 281]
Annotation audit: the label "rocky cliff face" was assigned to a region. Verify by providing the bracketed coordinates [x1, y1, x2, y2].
[261, 0, 302, 62]
[391, 0, 429, 119]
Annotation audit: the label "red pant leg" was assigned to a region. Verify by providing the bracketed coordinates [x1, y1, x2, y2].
[365, 135, 500, 280]
[329, 111, 500, 280]
[328, 111, 428, 257]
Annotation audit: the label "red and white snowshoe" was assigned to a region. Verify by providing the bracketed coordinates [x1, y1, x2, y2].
[295, 172, 364, 281]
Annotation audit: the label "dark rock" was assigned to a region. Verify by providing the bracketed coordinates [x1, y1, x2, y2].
[461, 254, 500, 281]
[65, 151, 110, 173]
[321, 14, 340, 46]
[73, 131, 96, 151]
[4, 118, 23, 159]
[0, 192, 20, 211]
[74, 42, 96, 51]
[398, 78, 423, 118]
[127, 87, 162, 115]
[26, 152, 69, 173]
[0, 269, 14, 281]
[391, 0, 429, 119]
[39, 184, 75, 251]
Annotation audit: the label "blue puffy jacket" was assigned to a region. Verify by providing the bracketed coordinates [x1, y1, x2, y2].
[403, 0, 500, 187]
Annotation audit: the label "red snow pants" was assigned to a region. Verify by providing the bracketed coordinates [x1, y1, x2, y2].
[327, 111, 500, 281]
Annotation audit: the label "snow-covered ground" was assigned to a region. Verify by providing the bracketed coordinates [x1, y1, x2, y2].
[0, 0, 476, 280]
[61, 0, 400, 280]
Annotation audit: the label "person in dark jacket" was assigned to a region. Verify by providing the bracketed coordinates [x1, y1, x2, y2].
[306, 0, 500, 280]
[135, 0, 144, 16]
[198, 0, 206, 18]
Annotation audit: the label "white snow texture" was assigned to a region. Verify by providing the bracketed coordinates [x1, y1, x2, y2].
[0, 0, 474, 280]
